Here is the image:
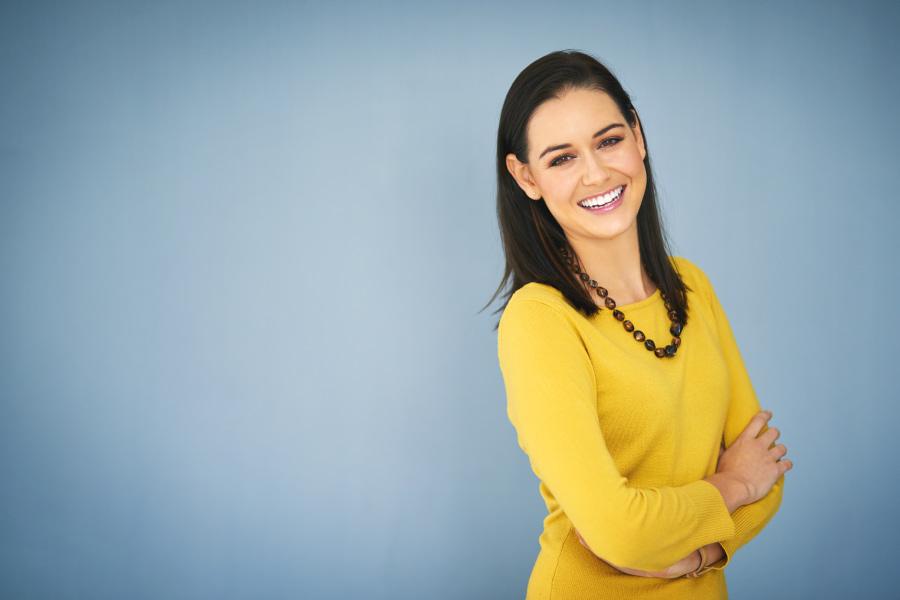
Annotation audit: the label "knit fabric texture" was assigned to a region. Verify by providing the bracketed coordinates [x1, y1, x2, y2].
[498, 257, 784, 599]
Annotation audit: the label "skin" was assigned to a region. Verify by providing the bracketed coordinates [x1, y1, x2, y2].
[506, 88, 794, 578]
[506, 87, 653, 305]
[600, 412, 792, 578]
[580, 411, 792, 579]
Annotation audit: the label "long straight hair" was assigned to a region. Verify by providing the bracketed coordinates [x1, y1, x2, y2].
[490, 50, 689, 323]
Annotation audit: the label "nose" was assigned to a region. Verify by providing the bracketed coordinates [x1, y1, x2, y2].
[582, 153, 610, 187]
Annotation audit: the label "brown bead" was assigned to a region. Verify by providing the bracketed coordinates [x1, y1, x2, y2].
[553, 245, 687, 361]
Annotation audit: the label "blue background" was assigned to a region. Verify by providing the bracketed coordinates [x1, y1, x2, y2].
[2, 1, 898, 598]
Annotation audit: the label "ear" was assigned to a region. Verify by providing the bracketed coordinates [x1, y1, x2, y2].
[631, 111, 647, 161]
[506, 153, 542, 200]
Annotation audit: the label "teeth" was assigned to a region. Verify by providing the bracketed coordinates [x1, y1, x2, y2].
[579, 186, 623, 209]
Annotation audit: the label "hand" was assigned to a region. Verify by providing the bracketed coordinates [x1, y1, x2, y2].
[713, 410, 793, 508]
[575, 530, 702, 578]
[645, 551, 702, 579]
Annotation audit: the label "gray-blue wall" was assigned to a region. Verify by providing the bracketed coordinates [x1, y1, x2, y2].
[2, 1, 898, 598]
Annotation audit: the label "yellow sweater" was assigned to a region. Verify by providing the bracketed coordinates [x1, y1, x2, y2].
[498, 258, 783, 599]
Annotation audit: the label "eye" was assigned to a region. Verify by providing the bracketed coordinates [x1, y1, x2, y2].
[549, 154, 574, 167]
[598, 136, 623, 149]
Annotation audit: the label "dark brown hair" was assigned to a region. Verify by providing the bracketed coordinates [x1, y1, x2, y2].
[490, 50, 689, 323]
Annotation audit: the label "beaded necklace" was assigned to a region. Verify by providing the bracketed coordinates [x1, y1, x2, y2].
[561, 246, 683, 358]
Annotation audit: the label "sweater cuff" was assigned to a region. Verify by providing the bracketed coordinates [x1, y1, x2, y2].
[683, 479, 735, 551]
[711, 474, 784, 570]
[714, 503, 765, 570]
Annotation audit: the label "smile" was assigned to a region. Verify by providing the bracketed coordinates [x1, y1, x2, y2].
[578, 186, 624, 209]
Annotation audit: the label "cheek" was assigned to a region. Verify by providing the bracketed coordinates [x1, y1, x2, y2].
[536, 172, 576, 203]
[614, 149, 647, 180]
[537, 181, 575, 223]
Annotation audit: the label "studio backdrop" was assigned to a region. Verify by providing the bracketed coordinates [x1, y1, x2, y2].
[1, 1, 898, 599]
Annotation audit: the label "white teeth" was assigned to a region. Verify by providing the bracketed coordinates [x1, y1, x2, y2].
[579, 186, 623, 209]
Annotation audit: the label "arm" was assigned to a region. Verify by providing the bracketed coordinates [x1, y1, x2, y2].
[635, 410, 789, 576]
[499, 297, 735, 572]
[577, 529, 712, 578]
[571, 262, 791, 577]
[700, 271, 788, 570]
[581, 412, 787, 578]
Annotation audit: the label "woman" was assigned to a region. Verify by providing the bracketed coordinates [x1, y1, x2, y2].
[494, 51, 791, 599]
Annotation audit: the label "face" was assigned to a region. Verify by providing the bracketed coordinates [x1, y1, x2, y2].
[507, 88, 647, 248]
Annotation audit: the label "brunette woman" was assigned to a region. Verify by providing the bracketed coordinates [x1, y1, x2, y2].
[495, 50, 791, 599]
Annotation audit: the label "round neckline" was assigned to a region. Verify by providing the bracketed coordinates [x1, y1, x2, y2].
[523, 282, 662, 313]
[615, 287, 662, 311]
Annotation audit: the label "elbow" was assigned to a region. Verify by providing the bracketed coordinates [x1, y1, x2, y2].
[574, 490, 680, 571]
[580, 523, 671, 572]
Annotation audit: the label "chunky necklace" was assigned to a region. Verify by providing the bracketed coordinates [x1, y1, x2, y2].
[561, 247, 683, 358]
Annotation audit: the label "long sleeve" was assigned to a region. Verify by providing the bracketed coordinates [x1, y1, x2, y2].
[499, 294, 735, 572]
[700, 273, 785, 569]
[501, 266, 784, 598]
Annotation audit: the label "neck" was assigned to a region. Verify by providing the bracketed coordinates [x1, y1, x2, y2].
[567, 229, 655, 306]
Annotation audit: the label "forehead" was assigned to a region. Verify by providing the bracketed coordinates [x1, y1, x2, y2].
[527, 88, 625, 150]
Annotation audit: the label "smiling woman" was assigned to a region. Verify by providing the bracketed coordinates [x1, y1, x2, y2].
[506, 89, 647, 273]
[492, 51, 792, 599]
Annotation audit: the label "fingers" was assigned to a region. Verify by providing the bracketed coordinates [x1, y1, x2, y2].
[760, 422, 789, 467]
[778, 458, 793, 475]
[767, 441, 792, 478]
[759, 426, 780, 447]
[770, 444, 788, 460]
[738, 410, 772, 440]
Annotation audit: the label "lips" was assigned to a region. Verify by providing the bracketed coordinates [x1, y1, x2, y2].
[578, 185, 624, 209]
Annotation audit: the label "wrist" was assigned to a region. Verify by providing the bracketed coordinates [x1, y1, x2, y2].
[704, 542, 726, 567]
[703, 473, 750, 513]
[684, 546, 710, 579]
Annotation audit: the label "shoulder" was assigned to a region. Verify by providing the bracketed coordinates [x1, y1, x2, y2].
[502, 282, 583, 320]
[498, 283, 592, 368]
[499, 283, 583, 339]
[670, 256, 715, 297]
[670, 257, 727, 320]
[670, 256, 708, 286]
[507, 282, 570, 309]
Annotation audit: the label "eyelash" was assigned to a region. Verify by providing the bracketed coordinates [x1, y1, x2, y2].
[549, 137, 623, 167]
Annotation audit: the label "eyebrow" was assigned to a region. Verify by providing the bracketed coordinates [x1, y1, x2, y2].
[538, 123, 626, 160]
